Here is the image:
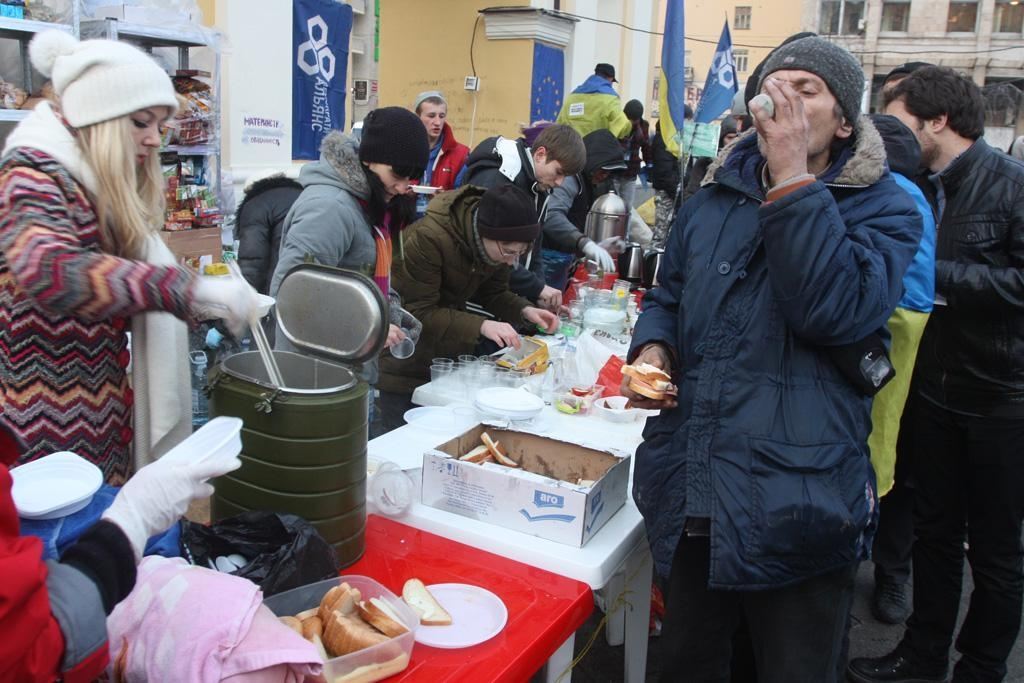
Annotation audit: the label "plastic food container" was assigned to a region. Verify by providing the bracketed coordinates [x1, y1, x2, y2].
[554, 385, 605, 416]
[263, 575, 418, 683]
[593, 395, 641, 423]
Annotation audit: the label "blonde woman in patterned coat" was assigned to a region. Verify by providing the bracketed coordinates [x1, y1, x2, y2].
[0, 31, 258, 483]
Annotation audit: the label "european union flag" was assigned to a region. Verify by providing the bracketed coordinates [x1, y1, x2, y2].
[694, 21, 738, 124]
[531, 42, 564, 123]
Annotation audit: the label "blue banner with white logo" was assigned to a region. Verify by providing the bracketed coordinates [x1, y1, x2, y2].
[694, 20, 738, 124]
[292, 0, 352, 160]
[531, 42, 564, 123]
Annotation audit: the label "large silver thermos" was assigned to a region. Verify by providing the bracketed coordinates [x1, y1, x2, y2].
[584, 191, 628, 244]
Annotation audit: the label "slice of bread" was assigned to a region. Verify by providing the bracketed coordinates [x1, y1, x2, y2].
[322, 611, 390, 657]
[279, 615, 303, 635]
[357, 598, 408, 638]
[402, 578, 453, 626]
[301, 615, 323, 640]
[335, 652, 411, 683]
[481, 432, 519, 467]
[460, 444, 492, 463]
[318, 583, 360, 623]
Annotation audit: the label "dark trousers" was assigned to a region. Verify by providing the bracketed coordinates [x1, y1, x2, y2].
[872, 412, 916, 585]
[660, 535, 856, 683]
[900, 393, 1024, 682]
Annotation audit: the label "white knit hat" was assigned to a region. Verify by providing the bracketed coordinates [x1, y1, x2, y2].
[29, 30, 179, 128]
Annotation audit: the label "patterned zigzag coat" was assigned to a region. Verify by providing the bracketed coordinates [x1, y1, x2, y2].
[0, 104, 195, 483]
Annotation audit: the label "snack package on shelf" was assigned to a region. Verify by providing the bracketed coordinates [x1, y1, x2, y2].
[0, 78, 28, 110]
[170, 75, 214, 146]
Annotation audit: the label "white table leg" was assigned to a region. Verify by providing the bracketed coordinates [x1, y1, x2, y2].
[602, 567, 626, 647]
[623, 541, 653, 683]
[537, 633, 575, 683]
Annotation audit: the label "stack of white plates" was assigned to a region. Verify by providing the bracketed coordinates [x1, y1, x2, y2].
[11, 451, 103, 520]
[473, 387, 545, 421]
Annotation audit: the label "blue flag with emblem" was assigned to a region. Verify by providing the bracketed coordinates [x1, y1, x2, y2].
[292, 0, 352, 160]
[658, 0, 686, 156]
[531, 42, 564, 123]
[694, 20, 738, 124]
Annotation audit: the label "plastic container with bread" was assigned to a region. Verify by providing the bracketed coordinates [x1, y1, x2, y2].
[265, 575, 418, 683]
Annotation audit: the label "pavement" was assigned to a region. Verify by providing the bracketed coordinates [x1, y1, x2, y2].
[570, 561, 1024, 682]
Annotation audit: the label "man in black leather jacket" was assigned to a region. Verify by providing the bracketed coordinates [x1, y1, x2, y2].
[849, 66, 1024, 683]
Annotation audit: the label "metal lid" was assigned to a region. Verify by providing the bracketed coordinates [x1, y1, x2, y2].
[588, 191, 627, 216]
[275, 264, 388, 365]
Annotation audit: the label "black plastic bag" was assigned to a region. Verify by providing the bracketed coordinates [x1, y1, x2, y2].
[181, 511, 338, 596]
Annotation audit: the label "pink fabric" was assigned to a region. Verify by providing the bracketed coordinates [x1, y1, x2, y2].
[106, 556, 322, 683]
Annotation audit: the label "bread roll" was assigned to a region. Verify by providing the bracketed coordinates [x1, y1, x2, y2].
[301, 615, 324, 640]
[279, 616, 303, 635]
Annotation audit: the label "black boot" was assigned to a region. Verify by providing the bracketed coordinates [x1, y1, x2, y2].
[872, 578, 911, 624]
[847, 651, 946, 683]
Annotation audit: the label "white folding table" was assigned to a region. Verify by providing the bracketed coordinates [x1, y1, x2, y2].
[367, 382, 653, 682]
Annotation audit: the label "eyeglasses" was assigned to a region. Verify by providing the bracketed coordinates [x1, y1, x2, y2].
[496, 242, 530, 258]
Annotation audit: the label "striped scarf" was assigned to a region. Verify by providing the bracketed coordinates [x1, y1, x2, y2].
[371, 213, 393, 296]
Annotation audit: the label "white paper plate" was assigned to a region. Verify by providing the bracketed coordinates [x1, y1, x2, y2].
[404, 406, 475, 433]
[474, 387, 544, 418]
[412, 583, 508, 649]
[11, 451, 103, 520]
[411, 185, 442, 195]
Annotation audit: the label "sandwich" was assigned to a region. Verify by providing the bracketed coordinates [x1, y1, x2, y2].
[621, 362, 676, 400]
[402, 578, 453, 626]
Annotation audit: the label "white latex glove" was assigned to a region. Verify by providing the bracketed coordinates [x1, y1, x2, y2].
[192, 276, 260, 337]
[582, 240, 616, 273]
[102, 417, 243, 561]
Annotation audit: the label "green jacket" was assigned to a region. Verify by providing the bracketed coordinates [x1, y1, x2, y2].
[378, 186, 532, 394]
[556, 81, 632, 139]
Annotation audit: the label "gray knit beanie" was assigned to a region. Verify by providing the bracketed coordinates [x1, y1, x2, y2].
[757, 36, 864, 123]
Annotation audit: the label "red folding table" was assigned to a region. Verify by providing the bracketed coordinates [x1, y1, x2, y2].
[346, 514, 594, 682]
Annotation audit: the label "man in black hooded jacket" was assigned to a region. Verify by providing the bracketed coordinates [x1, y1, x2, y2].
[539, 129, 629, 286]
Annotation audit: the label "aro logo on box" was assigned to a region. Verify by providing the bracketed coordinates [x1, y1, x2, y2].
[534, 491, 565, 509]
[297, 15, 336, 81]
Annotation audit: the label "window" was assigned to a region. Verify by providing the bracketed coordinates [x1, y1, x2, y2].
[947, 0, 978, 31]
[881, 0, 910, 30]
[735, 6, 752, 29]
[993, 0, 1024, 32]
[819, 0, 865, 34]
[734, 49, 749, 73]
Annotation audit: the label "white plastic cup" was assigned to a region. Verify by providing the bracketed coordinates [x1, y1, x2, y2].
[367, 462, 414, 516]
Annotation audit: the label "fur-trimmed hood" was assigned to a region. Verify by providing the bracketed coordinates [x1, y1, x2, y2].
[701, 116, 888, 192]
[297, 131, 370, 200]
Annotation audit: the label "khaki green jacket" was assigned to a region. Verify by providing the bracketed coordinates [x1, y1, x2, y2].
[378, 186, 532, 394]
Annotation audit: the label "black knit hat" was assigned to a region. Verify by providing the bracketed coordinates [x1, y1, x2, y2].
[758, 36, 864, 123]
[358, 106, 429, 175]
[477, 185, 540, 243]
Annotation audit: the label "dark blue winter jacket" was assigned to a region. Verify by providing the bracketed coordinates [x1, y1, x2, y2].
[629, 121, 923, 589]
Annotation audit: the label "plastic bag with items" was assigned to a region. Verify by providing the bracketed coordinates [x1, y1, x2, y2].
[181, 511, 339, 597]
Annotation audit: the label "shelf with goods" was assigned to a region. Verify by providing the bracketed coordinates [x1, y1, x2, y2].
[0, 13, 75, 122]
[80, 15, 225, 269]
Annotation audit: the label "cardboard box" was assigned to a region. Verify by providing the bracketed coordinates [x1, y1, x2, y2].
[421, 424, 630, 547]
[159, 227, 222, 267]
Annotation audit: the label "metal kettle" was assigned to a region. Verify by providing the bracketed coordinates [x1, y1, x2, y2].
[584, 191, 628, 244]
[642, 248, 666, 289]
[618, 242, 644, 283]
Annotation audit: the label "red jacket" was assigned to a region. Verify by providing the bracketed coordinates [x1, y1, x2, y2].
[431, 122, 470, 191]
[0, 428, 109, 683]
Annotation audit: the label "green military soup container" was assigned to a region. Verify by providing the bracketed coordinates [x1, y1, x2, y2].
[208, 265, 389, 567]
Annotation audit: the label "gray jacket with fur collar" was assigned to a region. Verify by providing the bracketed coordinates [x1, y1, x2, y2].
[269, 132, 381, 381]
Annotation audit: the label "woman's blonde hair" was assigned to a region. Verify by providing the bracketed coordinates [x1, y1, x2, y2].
[77, 114, 165, 259]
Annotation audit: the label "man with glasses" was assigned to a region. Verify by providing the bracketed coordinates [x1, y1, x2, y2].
[377, 184, 558, 432]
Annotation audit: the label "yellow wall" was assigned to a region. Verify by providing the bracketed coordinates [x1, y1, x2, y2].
[196, 0, 215, 25]
[378, 0, 535, 147]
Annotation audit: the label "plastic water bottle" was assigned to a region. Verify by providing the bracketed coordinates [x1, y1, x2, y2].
[189, 350, 209, 427]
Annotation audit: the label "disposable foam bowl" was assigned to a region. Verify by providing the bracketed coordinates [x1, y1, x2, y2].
[165, 416, 243, 465]
[11, 451, 103, 520]
[263, 575, 417, 682]
[593, 395, 641, 423]
[255, 294, 275, 318]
